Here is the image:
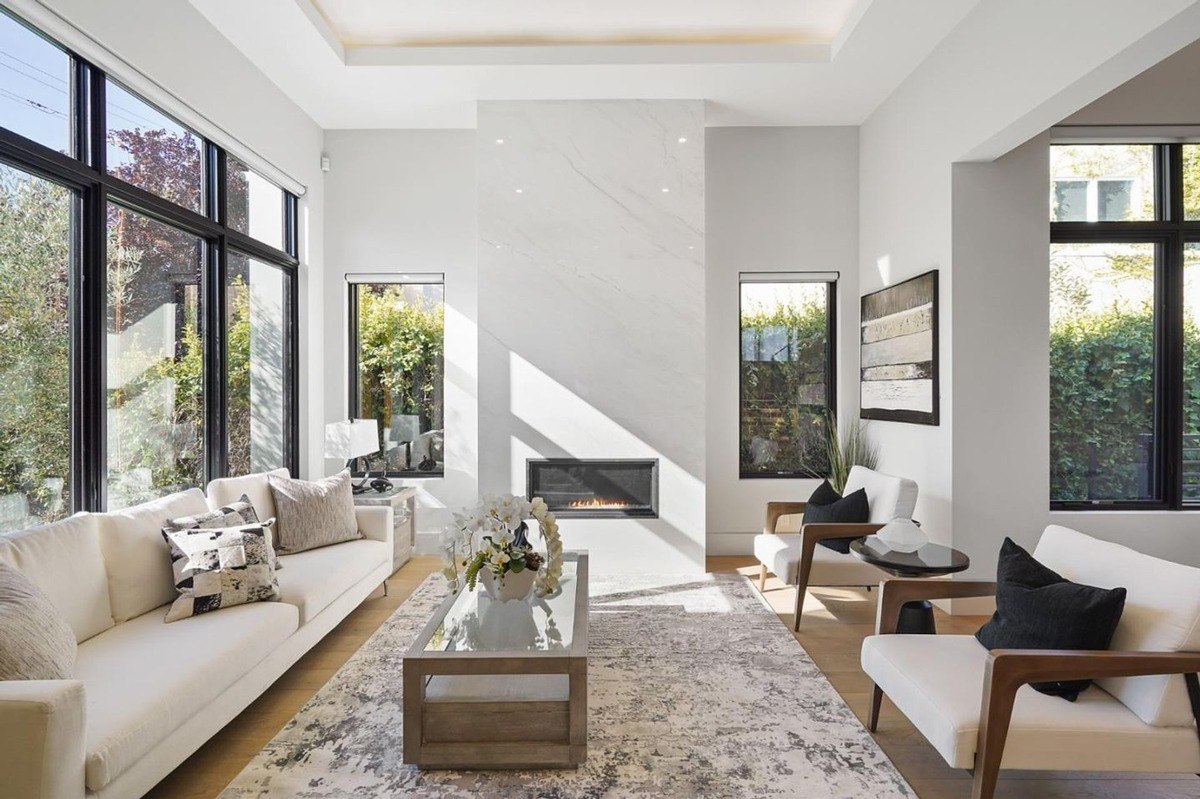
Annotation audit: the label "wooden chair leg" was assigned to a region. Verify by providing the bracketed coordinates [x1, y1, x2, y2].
[758, 564, 768, 592]
[792, 583, 804, 631]
[792, 534, 818, 631]
[868, 684, 883, 732]
[972, 661, 1018, 799]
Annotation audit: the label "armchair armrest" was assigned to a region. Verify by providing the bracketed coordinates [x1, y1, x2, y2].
[355, 505, 394, 549]
[973, 650, 1200, 799]
[0, 680, 86, 799]
[764, 501, 807, 535]
[876, 578, 997, 635]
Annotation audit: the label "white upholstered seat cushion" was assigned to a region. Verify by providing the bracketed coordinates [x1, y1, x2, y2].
[752, 533, 886, 587]
[861, 633, 1200, 773]
[77, 600, 298, 791]
[96, 489, 211, 623]
[276, 539, 390, 624]
[0, 514, 114, 643]
[843, 466, 919, 523]
[1034, 525, 1200, 727]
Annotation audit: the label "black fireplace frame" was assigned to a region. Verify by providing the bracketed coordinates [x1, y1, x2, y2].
[526, 458, 659, 519]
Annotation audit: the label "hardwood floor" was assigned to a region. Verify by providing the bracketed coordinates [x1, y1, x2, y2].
[147, 555, 1200, 799]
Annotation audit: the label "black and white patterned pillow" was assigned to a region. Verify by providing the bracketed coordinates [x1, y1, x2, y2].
[163, 495, 284, 570]
[162, 520, 280, 623]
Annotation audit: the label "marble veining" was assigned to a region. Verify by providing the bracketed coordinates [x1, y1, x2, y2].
[477, 100, 706, 573]
[219, 573, 917, 799]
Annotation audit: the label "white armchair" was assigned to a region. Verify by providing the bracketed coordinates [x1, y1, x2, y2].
[861, 525, 1200, 799]
[753, 465, 918, 629]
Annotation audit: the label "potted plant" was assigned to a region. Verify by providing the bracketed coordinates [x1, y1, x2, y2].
[440, 494, 564, 601]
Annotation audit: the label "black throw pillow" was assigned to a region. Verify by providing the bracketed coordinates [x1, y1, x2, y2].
[802, 482, 870, 554]
[975, 538, 1127, 701]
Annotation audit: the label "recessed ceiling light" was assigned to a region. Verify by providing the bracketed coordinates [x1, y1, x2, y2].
[678, 137, 688, 144]
[661, 187, 670, 193]
[496, 138, 505, 144]
[515, 188, 523, 194]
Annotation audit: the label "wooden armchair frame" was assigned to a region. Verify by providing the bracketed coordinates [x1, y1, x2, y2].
[759, 501, 883, 630]
[869, 578, 1200, 799]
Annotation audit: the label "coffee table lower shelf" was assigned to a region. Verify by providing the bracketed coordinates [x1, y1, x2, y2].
[403, 669, 588, 769]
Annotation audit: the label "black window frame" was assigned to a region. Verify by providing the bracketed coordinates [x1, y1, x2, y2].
[347, 277, 446, 480]
[0, 7, 299, 514]
[737, 274, 838, 480]
[1049, 142, 1198, 511]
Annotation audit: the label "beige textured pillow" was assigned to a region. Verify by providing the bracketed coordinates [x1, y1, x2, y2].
[0, 562, 76, 680]
[267, 471, 360, 554]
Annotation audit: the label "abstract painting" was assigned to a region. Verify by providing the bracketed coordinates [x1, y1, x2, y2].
[860, 270, 939, 425]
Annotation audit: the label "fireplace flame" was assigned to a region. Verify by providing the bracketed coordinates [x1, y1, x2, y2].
[567, 497, 631, 509]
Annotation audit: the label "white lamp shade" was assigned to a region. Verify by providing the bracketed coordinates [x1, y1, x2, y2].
[325, 419, 379, 460]
[875, 518, 928, 554]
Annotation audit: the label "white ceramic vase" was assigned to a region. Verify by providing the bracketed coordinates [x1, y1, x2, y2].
[478, 566, 537, 602]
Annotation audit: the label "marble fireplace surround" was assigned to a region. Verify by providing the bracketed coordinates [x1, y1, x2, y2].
[477, 100, 706, 573]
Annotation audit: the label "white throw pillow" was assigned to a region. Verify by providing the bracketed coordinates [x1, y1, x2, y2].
[163, 520, 280, 623]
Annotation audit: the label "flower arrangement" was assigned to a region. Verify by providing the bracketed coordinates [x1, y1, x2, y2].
[440, 494, 564, 598]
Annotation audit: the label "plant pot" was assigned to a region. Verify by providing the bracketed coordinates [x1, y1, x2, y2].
[478, 566, 537, 602]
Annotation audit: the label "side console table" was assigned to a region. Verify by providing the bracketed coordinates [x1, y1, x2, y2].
[353, 486, 417, 571]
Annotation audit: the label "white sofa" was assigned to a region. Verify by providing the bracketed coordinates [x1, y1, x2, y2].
[0, 469, 394, 799]
[753, 465, 919, 629]
[861, 525, 1200, 799]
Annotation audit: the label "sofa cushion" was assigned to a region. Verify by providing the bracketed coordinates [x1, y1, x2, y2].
[96, 489, 211, 623]
[77, 600, 298, 791]
[206, 468, 289, 526]
[0, 514, 113, 643]
[1034, 525, 1200, 726]
[268, 471, 360, 555]
[0, 562, 76, 680]
[842, 466, 918, 524]
[752, 533, 885, 587]
[163, 521, 280, 623]
[276, 539, 390, 624]
[861, 633, 1200, 773]
[976, 537, 1127, 700]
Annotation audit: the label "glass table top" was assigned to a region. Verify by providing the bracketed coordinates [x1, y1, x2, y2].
[424, 556, 579, 654]
[850, 536, 970, 576]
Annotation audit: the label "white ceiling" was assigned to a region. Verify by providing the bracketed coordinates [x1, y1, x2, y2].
[188, 0, 979, 128]
[308, 0, 864, 46]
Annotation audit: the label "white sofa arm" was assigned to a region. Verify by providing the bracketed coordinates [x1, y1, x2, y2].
[355, 505, 394, 550]
[0, 680, 86, 799]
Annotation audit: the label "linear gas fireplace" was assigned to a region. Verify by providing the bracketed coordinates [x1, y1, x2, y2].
[527, 459, 659, 518]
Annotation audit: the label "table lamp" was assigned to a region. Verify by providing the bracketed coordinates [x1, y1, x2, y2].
[324, 419, 380, 494]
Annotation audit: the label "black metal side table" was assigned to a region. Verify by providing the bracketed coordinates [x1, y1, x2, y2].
[850, 537, 970, 634]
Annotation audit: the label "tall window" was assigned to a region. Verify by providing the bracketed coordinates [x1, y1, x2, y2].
[0, 7, 299, 527]
[349, 277, 445, 477]
[739, 274, 836, 478]
[1050, 143, 1200, 509]
[0, 163, 72, 529]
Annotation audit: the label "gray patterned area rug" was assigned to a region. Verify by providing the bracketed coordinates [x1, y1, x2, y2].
[220, 573, 916, 799]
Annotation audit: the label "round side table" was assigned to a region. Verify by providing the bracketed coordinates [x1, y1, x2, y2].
[849, 536, 970, 634]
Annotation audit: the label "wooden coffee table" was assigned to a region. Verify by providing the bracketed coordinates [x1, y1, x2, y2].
[403, 551, 588, 769]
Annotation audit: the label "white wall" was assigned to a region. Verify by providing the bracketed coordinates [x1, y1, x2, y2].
[705, 127, 859, 552]
[477, 100, 706, 573]
[322, 130, 478, 537]
[22, 0, 328, 478]
[947, 41, 1200, 575]
[857, 0, 1200, 600]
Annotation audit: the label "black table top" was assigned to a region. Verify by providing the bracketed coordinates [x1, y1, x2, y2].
[849, 536, 970, 577]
